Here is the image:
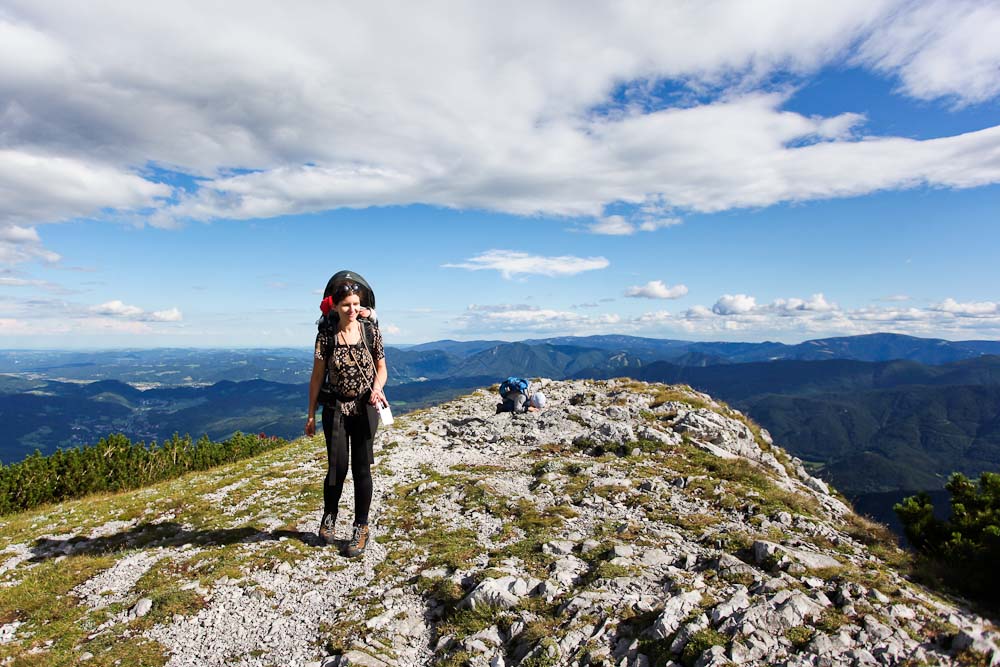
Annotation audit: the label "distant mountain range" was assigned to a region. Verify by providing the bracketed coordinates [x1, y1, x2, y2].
[0, 348, 311, 386]
[3, 332, 1000, 531]
[5, 333, 999, 388]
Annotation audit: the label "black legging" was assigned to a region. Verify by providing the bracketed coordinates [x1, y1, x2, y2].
[321, 407, 373, 525]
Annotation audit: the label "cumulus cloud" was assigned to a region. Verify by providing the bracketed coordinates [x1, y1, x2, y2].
[150, 307, 183, 322]
[684, 305, 716, 320]
[449, 291, 1000, 339]
[713, 294, 757, 315]
[643, 292, 1000, 339]
[932, 298, 999, 316]
[635, 310, 673, 324]
[92, 300, 143, 318]
[0, 294, 183, 341]
[772, 293, 837, 314]
[443, 250, 610, 279]
[0, 150, 169, 226]
[625, 280, 689, 300]
[0, 0, 999, 249]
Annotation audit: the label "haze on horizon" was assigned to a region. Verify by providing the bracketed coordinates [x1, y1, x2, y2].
[1, 1, 999, 349]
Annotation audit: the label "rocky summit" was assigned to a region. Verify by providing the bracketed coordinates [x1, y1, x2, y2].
[1, 379, 998, 667]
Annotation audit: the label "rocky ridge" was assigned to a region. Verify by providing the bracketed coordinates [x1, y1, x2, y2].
[0, 379, 997, 667]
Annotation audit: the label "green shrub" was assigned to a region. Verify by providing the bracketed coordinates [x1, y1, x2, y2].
[895, 472, 1000, 611]
[0, 432, 287, 515]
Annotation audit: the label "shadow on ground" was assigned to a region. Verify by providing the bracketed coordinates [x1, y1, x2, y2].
[30, 522, 324, 561]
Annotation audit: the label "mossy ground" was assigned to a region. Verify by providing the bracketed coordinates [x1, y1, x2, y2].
[0, 434, 332, 667]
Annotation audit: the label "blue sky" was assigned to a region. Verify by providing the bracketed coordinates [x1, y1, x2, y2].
[1, 1, 999, 347]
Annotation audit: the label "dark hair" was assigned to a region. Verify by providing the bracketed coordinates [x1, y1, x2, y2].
[331, 281, 363, 304]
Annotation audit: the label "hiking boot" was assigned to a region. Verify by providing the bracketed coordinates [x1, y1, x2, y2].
[344, 524, 370, 558]
[318, 512, 337, 545]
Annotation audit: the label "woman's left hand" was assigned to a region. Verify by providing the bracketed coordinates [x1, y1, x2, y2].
[369, 386, 387, 406]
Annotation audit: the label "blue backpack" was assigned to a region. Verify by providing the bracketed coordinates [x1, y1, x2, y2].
[499, 377, 530, 398]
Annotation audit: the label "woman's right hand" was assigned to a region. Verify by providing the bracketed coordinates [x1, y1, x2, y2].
[305, 416, 316, 436]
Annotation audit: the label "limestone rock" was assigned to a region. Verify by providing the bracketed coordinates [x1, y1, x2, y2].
[17, 377, 992, 667]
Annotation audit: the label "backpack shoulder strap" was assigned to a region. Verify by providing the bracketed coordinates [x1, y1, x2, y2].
[362, 319, 376, 351]
[358, 319, 379, 366]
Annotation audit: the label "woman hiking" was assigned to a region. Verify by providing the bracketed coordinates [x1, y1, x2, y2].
[305, 273, 387, 557]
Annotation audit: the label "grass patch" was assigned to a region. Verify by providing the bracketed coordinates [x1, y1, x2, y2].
[668, 512, 723, 532]
[0, 554, 118, 665]
[650, 387, 709, 410]
[415, 527, 481, 571]
[816, 608, 849, 634]
[786, 625, 814, 649]
[680, 628, 727, 667]
[591, 562, 634, 579]
[437, 603, 510, 641]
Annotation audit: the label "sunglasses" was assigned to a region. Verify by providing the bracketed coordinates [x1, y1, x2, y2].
[333, 282, 362, 297]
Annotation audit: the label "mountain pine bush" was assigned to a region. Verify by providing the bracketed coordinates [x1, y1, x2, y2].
[0, 431, 286, 515]
[895, 471, 1000, 609]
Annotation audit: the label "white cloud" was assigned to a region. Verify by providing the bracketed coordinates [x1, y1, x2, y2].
[588, 214, 683, 235]
[638, 217, 682, 232]
[92, 300, 143, 318]
[150, 307, 183, 322]
[441, 290, 1000, 339]
[881, 294, 911, 302]
[713, 294, 757, 315]
[635, 310, 673, 324]
[0, 276, 45, 287]
[0, 0, 998, 248]
[0, 316, 152, 336]
[588, 216, 636, 235]
[455, 303, 620, 333]
[625, 280, 689, 300]
[857, 0, 1000, 104]
[443, 250, 609, 279]
[627, 292, 1000, 339]
[0, 150, 169, 225]
[0, 224, 61, 265]
[932, 298, 999, 316]
[771, 293, 836, 314]
[91, 300, 183, 322]
[684, 305, 715, 320]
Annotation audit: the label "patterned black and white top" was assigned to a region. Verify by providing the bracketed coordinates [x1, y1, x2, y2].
[314, 324, 385, 416]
